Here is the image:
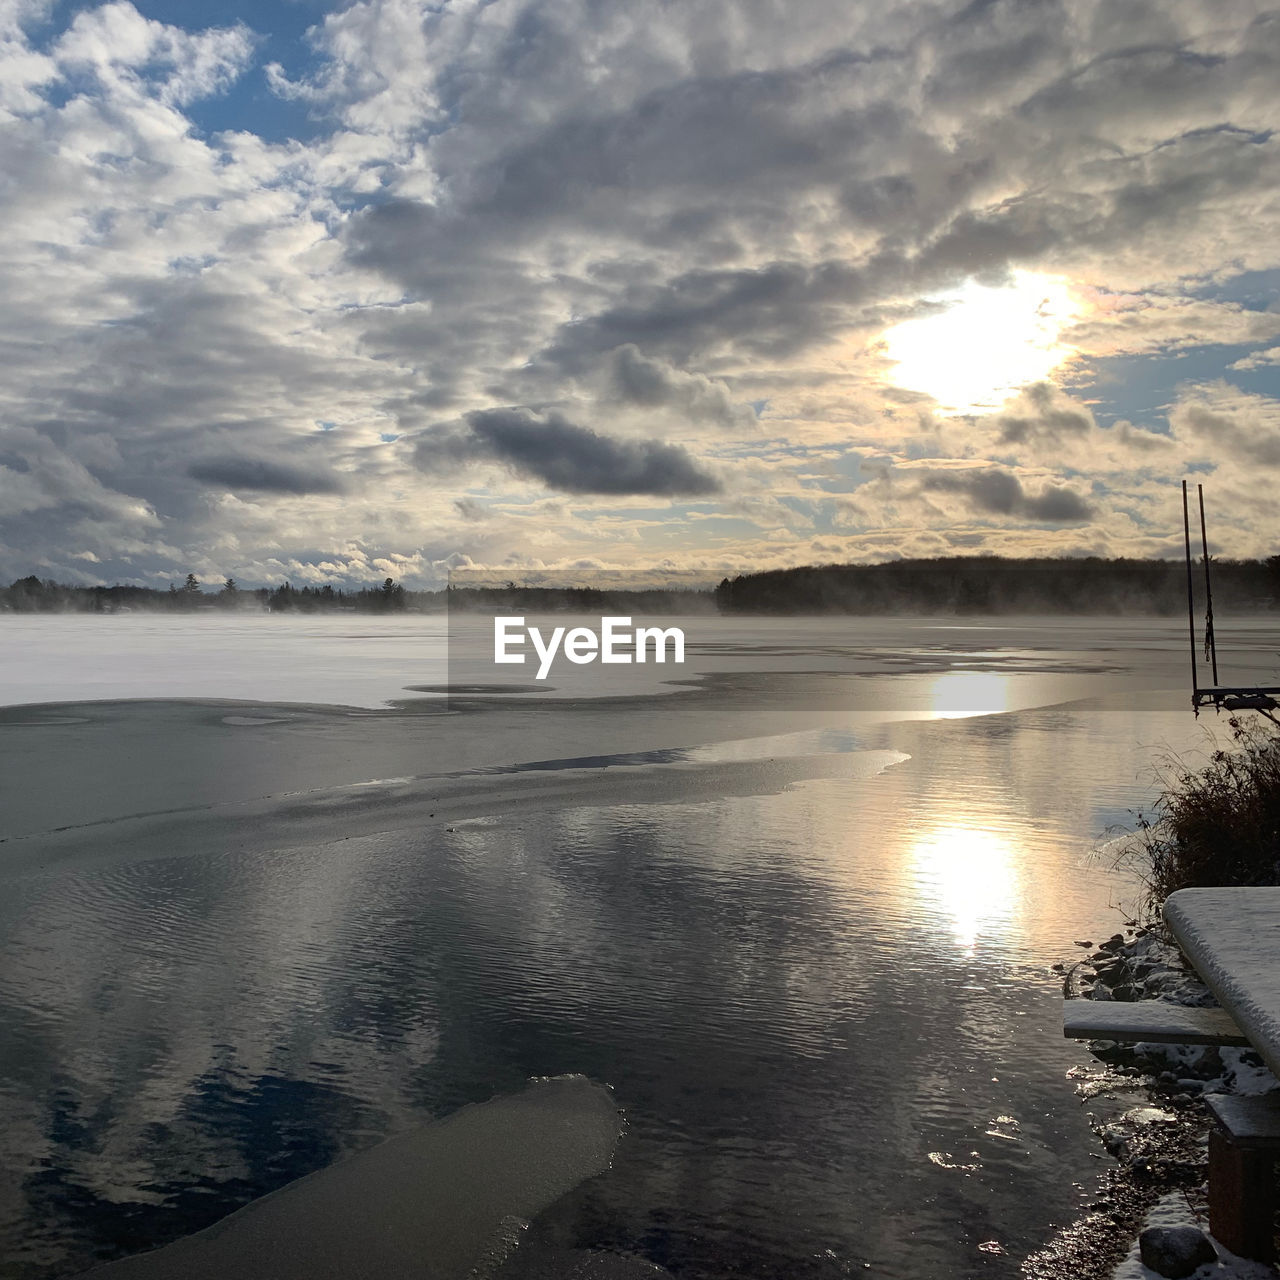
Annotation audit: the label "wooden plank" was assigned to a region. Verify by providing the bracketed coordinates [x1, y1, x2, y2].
[1205, 1092, 1280, 1147]
[1063, 999, 1249, 1045]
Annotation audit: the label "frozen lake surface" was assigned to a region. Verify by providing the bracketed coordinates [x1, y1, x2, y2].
[1, 615, 1279, 1278]
[3, 611, 1278, 709]
[0, 615, 451, 709]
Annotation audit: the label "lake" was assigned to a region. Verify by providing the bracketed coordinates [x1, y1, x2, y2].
[1, 614, 1277, 1278]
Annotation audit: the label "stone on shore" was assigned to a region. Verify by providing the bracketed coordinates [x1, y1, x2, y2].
[1138, 1224, 1218, 1278]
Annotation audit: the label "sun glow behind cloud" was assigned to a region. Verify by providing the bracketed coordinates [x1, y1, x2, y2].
[882, 272, 1084, 415]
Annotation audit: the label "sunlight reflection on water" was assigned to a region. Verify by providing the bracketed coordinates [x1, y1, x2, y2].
[925, 670, 1014, 720]
[909, 822, 1021, 950]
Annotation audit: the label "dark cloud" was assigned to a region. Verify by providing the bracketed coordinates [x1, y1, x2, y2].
[997, 383, 1094, 445]
[921, 468, 1093, 522]
[188, 457, 346, 496]
[543, 259, 875, 369]
[608, 345, 749, 427]
[453, 496, 489, 522]
[416, 408, 721, 496]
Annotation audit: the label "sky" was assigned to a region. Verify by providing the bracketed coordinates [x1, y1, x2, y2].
[1, 0, 1279, 587]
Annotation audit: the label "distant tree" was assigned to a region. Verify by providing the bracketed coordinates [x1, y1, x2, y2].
[1267, 555, 1280, 603]
[221, 577, 238, 595]
[380, 577, 406, 610]
[183, 573, 200, 593]
[7, 576, 47, 612]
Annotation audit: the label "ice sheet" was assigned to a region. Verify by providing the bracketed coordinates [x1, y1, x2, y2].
[72, 1075, 621, 1280]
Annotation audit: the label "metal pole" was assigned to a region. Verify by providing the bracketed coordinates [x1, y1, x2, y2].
[1198, 484, 1219, 686]
[1183, 480, 1199, 704]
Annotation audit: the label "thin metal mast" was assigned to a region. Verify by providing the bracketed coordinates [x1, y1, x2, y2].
[1197, 483, 1219, 686]
[1182, 480, 1198, 704]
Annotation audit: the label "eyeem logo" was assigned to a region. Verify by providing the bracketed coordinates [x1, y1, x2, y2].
[494, 616, 686, 680]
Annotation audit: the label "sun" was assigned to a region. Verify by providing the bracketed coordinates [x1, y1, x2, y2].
[881, 270, 1082, 415]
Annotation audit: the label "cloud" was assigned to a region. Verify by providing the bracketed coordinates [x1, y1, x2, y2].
[417, 408, 721, 497]
[1230, 346, 1280, 372]
[919, 468, 1094, 523]
[0, 0, 1277, 583]
[996, 383, 1095, 447]
[607, 345, 754, 428]
[1067, 299, 1280, 359]
[53, 1, 254, 107]
[188, 456, 346, 496]
[1171, 383, 1280, 469]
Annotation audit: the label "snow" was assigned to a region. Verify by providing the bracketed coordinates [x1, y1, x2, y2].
[1165, 889, 1280, 1081]
[1063, 1000, 1247, 1044]
[0, 614, 452, 709]
[1110, 1194, 1275, 1279]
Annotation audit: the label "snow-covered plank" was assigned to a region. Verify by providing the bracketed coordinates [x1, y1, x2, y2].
[1165, 887, 1280, 1080]
[1063, 999, 1249, 1045]
[1205, 1092, 1280, 1146]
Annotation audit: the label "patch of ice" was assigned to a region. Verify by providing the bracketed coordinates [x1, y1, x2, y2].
[71, 1075, 622, 1279]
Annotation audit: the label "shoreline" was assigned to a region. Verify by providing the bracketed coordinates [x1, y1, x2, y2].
[1041, 929, 1280, 1278]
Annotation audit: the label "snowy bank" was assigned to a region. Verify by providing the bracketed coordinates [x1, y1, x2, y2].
[1111, 1193, 1274, 1280]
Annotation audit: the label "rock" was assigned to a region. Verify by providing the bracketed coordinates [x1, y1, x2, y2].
[1106, 932, 1126, 949]
[1110, 982, 1139, 1002]
[1138, 1225, 1217, 1278]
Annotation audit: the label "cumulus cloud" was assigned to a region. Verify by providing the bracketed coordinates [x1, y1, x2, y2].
[1231, 346, 1280, 372]
[53, 2, 255, 106]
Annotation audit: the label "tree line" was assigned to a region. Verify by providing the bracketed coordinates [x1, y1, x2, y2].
[6, 555, 1280, 616]
[713, 555, 1280, 615]
[0, 574, 433, 613]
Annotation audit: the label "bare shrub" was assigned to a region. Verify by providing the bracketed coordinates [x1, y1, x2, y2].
[1115, 715, 1280, 922]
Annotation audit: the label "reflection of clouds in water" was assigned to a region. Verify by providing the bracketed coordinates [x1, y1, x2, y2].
[0, 845, 446, 1271]
[909, 822, 1021, 951]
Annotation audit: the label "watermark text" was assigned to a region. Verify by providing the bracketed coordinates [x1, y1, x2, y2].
[494, 616, 685, 679]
